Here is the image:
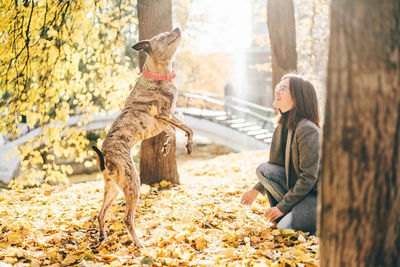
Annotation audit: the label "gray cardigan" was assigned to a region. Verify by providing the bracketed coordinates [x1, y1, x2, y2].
[255, 119, 321, 232]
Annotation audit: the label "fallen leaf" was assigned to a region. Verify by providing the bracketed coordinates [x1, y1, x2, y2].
[159, 180, 170, 188]
[62, 253, 80, 265]
[217, 248, 235, 258]
[0, 151, 319, 266]
[271, 229, 281, 236]
[30, 259, 41, 267]
[140, 256, 153, 265]
[195, 236, 208, 250]
[282, 229, 296, 236]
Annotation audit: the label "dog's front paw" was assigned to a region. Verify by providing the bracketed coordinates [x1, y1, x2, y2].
[99, 233, 108, 243]
[134, 239, 145, 248]
[161, 143, 171, 156]
[186, 141, 193, 156]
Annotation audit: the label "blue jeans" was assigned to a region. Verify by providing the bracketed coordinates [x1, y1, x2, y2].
[255, 162, 293, 229]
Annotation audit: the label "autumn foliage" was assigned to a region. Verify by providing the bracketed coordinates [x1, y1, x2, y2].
[0, 0, 234, 188]
[0, 151, 318, 266]
[0, 0, 137, 188]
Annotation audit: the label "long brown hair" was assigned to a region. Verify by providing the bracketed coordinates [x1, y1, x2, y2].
[276, 73, 320, 129]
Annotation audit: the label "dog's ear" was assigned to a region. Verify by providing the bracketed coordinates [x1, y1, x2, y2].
[131, 41, 151, 53]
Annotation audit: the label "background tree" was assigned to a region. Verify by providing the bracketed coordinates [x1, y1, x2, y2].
[137, 0, 179, 185]
[252, 0, 329, 109]
[294, 0, 329, 111]
[266, 0, 297, 91]
[319, 0, 400, 266]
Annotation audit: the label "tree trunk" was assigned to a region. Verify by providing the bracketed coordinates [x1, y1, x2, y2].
[266, 0, 297, 92]
[319, 0, 400, 266]
[137, 0, 179, 185]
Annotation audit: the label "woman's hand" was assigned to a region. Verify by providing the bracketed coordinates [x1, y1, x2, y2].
[240, 189, 259, 205]
[264, 207, 284, 221]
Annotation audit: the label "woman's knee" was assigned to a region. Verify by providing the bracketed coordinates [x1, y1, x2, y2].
[256, 162, 285, 181]
[256, 162, 268, 178]
[276, 212, 293, 229]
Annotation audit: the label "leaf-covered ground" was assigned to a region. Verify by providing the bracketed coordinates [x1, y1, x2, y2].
[0, 151, 319, 266]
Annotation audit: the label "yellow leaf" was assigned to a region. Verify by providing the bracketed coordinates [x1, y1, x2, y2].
[195, 236, 208, 250]
[4, 257, 17, 264]
[82, 221, 92, 228]
[47, 249, 58, 260]
[62, 253, 80, 265]
[217, 248, 235, 258]
[101, 254, 120, 262]
[161, 191, 172, 198]
[30, 259, 41, 267]
[79, 242, 89, 248]
[140, 184, 151, 198]
[250, 236, 261, 244]
[173, 231, 189, 243]
[222, 231, 236, 243]
[293, 249, 306, 257]
[48, 29, 58, 37]
[100, 248, 109, 254]
[271, 229, 281, 236]
[298, 234, 307, 242]
[159, 180, 169, 188]
[280, 259, 296, 267]
[164, 223, 175, 230]
[5, 232, 20, 243]
[260, 229, 273, 240]
[282, 229, 296, 236]
[254, 260, 272, 267]
[150, 105, 158, 116]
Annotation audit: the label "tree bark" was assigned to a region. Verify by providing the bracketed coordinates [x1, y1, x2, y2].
[137, 0, 179, 185]
[266, 0, 297, 92]
[319, 0, 400, 266]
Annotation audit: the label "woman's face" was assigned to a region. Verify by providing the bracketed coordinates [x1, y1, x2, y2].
[273, 78, 295, 113]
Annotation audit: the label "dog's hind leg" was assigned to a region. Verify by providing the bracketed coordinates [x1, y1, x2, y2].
[98, 178, 119, 242]
[120, 162, 143, 247]
[123, 190, 143, 247]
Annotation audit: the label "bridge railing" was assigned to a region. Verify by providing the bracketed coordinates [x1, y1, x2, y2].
[177, 89, 276, 145]
[177, 89, 275, 128]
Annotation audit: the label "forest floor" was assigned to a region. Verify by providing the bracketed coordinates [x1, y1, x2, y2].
[0, 149, 319, 266]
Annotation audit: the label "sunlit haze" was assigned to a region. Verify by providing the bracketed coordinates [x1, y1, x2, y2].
[190, 0, 252, 53]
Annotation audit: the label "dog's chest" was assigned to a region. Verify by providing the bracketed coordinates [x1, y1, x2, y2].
[127, 82, 177, 111]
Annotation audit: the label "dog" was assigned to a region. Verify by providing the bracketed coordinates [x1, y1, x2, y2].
[92, 27, 193, 247]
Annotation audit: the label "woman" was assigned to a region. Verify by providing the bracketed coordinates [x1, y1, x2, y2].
[241, 74, 321, 234]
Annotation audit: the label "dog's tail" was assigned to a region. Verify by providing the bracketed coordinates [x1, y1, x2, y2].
[92, 146, 105, 171]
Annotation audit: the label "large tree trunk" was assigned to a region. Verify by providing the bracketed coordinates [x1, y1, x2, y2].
[319, 0, 400, 266]
[137, 0, 179, 185]
[266, 0, 297, 92]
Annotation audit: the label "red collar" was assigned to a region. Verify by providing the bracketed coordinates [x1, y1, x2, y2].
[142, 69, 176, 81]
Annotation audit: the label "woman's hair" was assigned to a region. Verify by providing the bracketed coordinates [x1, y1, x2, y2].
[276, 73, 320, 129]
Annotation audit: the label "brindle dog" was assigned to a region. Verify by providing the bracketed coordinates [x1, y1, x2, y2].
[92, 27, 193, 247]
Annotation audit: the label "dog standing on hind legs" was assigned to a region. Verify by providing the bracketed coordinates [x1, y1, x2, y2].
[92, 27, 193, 248]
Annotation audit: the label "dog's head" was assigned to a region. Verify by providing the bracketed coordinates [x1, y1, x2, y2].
[132, 27, 181, 63]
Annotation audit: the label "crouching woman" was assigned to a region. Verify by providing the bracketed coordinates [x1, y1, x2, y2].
[241, 74, 321, 234]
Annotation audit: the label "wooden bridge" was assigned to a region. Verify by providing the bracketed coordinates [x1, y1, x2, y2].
[0, 90, 275, 184]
